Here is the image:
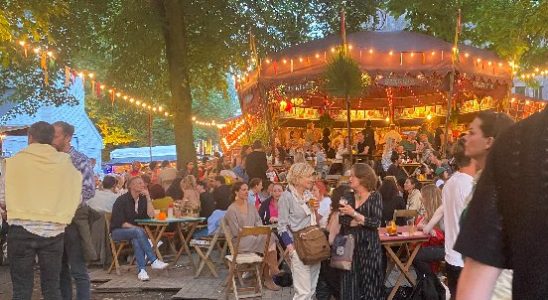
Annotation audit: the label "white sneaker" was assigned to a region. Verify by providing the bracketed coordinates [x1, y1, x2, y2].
[151, 259, 168, 270]
[137, 269, 150, 281]
[148, 239, 164, 248]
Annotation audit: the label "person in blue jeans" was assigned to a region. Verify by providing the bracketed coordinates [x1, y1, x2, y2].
[110, 176, 168, 281]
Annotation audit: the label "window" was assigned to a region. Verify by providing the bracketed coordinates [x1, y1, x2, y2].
[533, 86, 543, 99]
[514, 86, 526, 95]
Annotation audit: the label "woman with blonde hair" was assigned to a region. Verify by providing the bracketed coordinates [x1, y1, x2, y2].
[278, 163, 321, 299]
[179, 175, 201, 217]
[414, 184, 445, 279]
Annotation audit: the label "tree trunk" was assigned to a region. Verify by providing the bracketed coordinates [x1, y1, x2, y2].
[159, 0, 196, 169]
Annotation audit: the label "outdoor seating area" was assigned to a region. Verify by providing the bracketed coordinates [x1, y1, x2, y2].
[1, 2, 546, 300]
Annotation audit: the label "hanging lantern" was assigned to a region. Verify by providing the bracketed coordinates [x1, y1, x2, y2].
[279, 99, 287, 111]
[285, 101, 293, 112]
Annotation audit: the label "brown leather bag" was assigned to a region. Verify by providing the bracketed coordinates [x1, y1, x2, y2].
[292, 225, 330, 265]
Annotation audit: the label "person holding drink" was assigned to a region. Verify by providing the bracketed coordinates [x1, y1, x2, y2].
[278, 163, 321, 300]
[332, 163, 384, 299]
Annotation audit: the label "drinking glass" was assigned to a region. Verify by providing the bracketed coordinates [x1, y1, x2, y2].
[407, 218, 416, 235]
[308, 198, 317, 209]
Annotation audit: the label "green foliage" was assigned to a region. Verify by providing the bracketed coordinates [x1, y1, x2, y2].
[0, 0, 70, 45]
[318, 112, 335, 129]
[313, 0, 383, 34]
[0, 1, 77, 116]
[384, 0, 548, 65]
[324, 51, 364, 98]
[241, 122, 269, 147]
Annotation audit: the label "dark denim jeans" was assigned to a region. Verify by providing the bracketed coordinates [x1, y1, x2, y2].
[60, 224, 90, 300]
[111, 227, 157, 272]
[413, 246, 445, 278]
[8, 225, 64, 300]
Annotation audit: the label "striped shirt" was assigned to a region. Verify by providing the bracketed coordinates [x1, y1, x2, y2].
[69, 147, 95, 203]
[9, 219, 66, 237]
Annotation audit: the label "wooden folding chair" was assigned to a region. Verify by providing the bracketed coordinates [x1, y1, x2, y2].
[190, 227, 226, 278]
[105, 213, 132, 275]
[221, 218, 271, 300]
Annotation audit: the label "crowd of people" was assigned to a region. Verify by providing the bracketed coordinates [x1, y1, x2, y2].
[0, 105, 546, 300]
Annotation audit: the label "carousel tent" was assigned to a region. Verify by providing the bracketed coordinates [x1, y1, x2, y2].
[236, 31, 512, 128]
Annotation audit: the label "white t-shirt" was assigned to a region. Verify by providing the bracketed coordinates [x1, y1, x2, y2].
[87, 189, 118, 213]
[442, 171, 473, 267]
[318, 196, 332, 228]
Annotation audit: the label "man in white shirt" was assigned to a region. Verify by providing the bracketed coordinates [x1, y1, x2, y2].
[442, 139, 476, 299]
[87, 176, 118, 213]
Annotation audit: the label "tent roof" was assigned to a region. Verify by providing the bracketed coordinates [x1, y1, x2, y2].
[238, 31, 511, 94]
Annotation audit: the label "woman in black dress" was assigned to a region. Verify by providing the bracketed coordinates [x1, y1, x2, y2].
[338, 163, 384, 299]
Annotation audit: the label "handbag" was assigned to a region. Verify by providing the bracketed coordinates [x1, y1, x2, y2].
[292, 225, 330, 265]
[329, 233, 354, 270]
[410, 273, 446, 300]
[291, 205, 330, 265]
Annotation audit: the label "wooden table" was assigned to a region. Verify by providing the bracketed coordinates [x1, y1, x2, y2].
[136, 217, 205, 269]
[341, 153, 371, 166]
[379, 226, 430, 300]
[400, 163, 421, 177]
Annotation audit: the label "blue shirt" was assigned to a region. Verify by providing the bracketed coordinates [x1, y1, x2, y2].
[232, 166, 249, 183]
[69, 147, 96, 203]
[207, 209, 226, 235]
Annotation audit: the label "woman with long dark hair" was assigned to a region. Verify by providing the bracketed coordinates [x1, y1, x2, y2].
[403, 177, 424, 215]
[379, 178, 406, 225]
[336, 164, 384, 299]
[225, 182, 281, 291]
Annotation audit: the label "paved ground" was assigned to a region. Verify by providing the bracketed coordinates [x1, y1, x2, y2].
[0, 265, 176, 299]
[0, 253, 413, 300]
[0, 254, 294, 300]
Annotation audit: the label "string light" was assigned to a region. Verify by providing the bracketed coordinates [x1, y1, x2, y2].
[12, 39, 170, 119]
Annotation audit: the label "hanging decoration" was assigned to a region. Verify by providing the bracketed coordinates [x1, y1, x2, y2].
[14, 39, 171, 118]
